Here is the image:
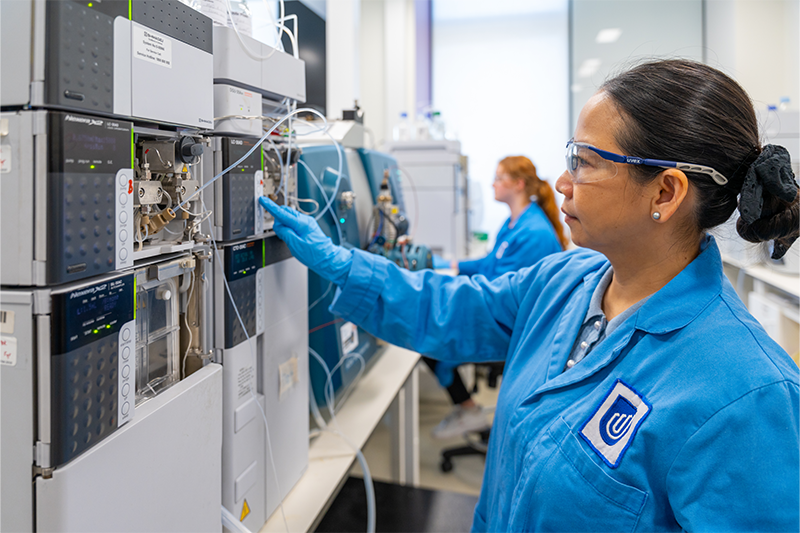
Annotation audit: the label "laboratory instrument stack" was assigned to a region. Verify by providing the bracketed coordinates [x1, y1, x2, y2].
[203, 45, 310, 524]
[0, 0, 308, 531]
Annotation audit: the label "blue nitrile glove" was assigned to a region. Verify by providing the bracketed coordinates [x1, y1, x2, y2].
[259, 196, 353, 286]
[432, 254, 450, 269]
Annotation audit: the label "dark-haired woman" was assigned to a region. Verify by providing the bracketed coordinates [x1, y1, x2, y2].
[261, 59, 799, 531]
[426, 155, 567, 439]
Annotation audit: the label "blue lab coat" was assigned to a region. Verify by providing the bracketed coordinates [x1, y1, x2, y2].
[431, 203, 561, 388]
[330, 235, 800, 531]
[457, 203, 562, 281]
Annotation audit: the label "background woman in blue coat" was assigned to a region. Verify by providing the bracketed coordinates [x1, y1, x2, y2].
[426, 155, 567, 439]
[261, 59, 799, 531]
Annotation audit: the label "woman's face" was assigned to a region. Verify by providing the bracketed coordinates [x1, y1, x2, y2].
[493, 166, 522, 204]
[555, 92, 653, 253]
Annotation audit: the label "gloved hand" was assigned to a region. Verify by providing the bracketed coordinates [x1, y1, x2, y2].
[259, 196, 353, 286]
[432, 254, 450, 269]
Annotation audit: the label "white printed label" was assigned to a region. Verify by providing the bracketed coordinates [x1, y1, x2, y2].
[196, 0, 228, 26]
[0, 145, 11, 173]
[237, 364, 255, 400]
[340, 322, 359, 355]
[133, 26, 172, 68]
[0, 336, 17, 367]
[278, 355, 299, 400]
[0, 310, 14, 334]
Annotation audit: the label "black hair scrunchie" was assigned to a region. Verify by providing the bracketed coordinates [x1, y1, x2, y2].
[738, 144, 798, 225]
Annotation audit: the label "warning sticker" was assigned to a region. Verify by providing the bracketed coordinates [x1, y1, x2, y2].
[0, 145, 11, 174]
[240, 499, 250, 521]
[133, 25, 172, 68]
[0, 336, 17, 367]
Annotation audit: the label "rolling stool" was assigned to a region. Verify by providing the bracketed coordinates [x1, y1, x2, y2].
[439, 362, 503, 473]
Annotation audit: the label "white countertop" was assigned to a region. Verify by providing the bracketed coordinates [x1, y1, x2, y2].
[722, 256, 800, 298]
[259, 345, 421, 533]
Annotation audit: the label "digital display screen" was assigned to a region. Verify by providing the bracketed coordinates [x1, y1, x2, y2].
[234, 249, 256, 266]
[52, 274, 135, 354]
[225, 240, 263, 282]
[224, 138, 259, 174]
[55, 112, 132, 174]
[67, 132, 117, 153]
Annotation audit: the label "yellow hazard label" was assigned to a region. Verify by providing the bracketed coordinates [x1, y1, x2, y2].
[240, 499, 250, 521]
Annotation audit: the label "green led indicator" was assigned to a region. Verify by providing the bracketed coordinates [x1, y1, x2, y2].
[90, 164, 96, 169]
[339, 218, 346, 224]
[88, 2, 93, 6]
[93, 329, 99, 334]
[241, 168, 245, 171]
[106, 324, 111, 329]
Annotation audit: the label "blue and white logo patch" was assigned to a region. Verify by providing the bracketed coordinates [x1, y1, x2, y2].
[580, 380, 651, 469]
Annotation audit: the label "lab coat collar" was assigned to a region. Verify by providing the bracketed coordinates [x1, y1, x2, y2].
[634, 234, 723, 334]
[532, 235, 723, 396]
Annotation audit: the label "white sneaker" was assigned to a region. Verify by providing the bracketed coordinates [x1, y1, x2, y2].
[431, 405, 490, 440]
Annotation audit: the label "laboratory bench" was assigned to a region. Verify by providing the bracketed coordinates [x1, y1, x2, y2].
[259, 345, 421, 533]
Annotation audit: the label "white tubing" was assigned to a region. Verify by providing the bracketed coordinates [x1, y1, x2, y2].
[307, 348, 377, 533]
[178, 107, 329, 210]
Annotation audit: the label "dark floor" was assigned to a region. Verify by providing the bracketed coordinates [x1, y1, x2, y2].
[315, 476, 479, 533]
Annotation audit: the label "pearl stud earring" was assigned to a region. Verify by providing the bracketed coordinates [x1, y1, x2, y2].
[652, 212, 661, 220]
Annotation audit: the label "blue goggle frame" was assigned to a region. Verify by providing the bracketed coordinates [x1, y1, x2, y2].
[566, 140, 729, 185]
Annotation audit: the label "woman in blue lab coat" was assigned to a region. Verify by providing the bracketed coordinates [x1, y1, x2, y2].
[453, 155, 567, 278]
[426, 156, 567, 439]
[261, 59, 800, 531]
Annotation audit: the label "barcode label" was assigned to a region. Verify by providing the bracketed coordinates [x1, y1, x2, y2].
[0, 310, 15, 334]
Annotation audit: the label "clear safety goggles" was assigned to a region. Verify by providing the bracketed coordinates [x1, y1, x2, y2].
[565, 140, 729, 185]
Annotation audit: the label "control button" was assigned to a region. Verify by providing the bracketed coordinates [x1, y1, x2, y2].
[121, 346, 130, 360]
[119, 248, 128, 261]
[121, 328, 131, 342]
[122, 383, 130, 396]
[121, 401, 130, 416]
[121, 364, 130, 379]
[119, 174, 127, 186]
[119, 211, 128, 224]
[119, 229, 128, 241]
[119, 193, 127, 205]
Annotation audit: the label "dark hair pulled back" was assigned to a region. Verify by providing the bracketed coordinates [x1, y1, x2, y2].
[600, 59, 799, 258]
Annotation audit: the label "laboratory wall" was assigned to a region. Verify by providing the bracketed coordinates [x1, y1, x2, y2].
[706, 0, 800, 111]
[326, 0, 799, 245]
[432, 0, 570, 239]
[570, 0, 704, 131]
